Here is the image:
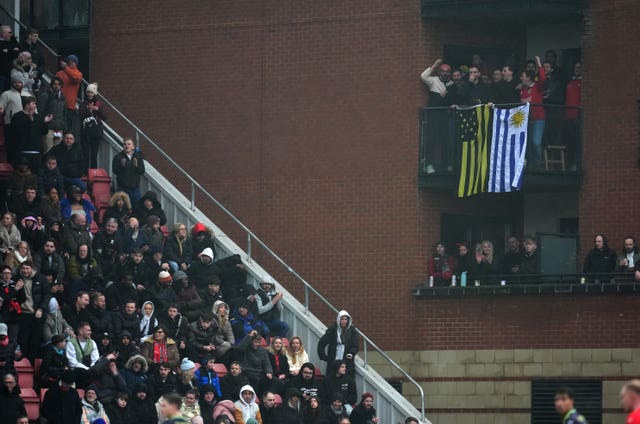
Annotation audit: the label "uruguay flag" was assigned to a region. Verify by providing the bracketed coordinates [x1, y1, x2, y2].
[488, 104, 530, 193]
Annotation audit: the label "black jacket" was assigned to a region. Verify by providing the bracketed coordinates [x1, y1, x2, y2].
[0, 384, 27, 424]
[275, 388, 304, 424]
[112, 150, 145, 191]
[164, 234, 193, 266]
[584, 247, 617, 274]
[19, 271, 50, 313]
[41, 384, 83, 424]
[350, 404, 377, 424]
[34, 251, 66, 281]
[88, 305, 114, 337]
[114, 310, 142, 341]
[49, 141, 85, 179]
[219, 372, 249, 401]
[148, 371, 179, 402]
[317, 315, 359, 372]
[129, 383, 157, 423]
[134, 191, 166, 226]
[38, 88, 67, 131]
[8, 111, 48, 153]
[39, 343, 69, 385]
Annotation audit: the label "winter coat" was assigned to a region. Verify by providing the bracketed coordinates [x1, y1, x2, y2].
[61, 220, 92, 255]
[140, 335, 180, 369]
[164, 234, 193, 266]
[287, 362, 325, 400]
[188, 320, 231, 358]
[38, 87, 67, 132]
[237, 335, 272, 378]
[148, 371, 179, 402]
[112, 150, 145, 191]
[88, 305, 114, 338]
[7, 110, 48, 152]
[233, 384, 263, 424]
[61, 198, 96, 225]
[134, 191, 167, 226]
[49, 140, 85, 179]
[41, 384, 83, 424]
[195, 367, 222, 397]
[39, 343, 69, 386]
[275, 388, 304, 424]
[349, 403, 377, 424]
[81, 397, 110, 424]
[220, 372, 250, 401]
[120, 354, 150, 394]
[34, 251, 66, 281]
[128, 383, 157, 423]
[583, 247, 617, 275]
[317, 311, 359, 372]
[159, 311, 189, 344]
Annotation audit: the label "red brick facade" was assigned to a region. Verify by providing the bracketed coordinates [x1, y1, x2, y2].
[90, 1, 640, 351]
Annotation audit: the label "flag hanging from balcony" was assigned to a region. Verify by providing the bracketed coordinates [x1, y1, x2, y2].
[488, 104, 530, 193]
[457, 105, 490, 197]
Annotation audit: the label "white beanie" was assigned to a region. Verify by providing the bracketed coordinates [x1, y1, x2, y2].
[180, 357, 195, 371]
[86, 82, 98, 95]
[158, 271, 172, 283]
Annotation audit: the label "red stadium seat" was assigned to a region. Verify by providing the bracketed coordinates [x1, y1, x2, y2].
[0, 162, 13, 180]
[40, 388, 48, 402]
[24, 399, 39, 421]
[274, 394, 283, 405]
[87, 168, 110, 183]
[18, 371, 34, 389]
[14, 358, 33, 371]
[213, 363, 227, 377]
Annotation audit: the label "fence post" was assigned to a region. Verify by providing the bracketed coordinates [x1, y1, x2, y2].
[363, 339, 368, 369]
[304, 285, 309, 313]
[247, 233, 252, 261]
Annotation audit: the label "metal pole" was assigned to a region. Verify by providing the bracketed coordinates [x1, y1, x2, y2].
[304, 286, 309, 313]
[363, 339, 368, 368]
[190, 182, 195, 211]
[247, 233, 252, 260]
[135, 131, 140, 149]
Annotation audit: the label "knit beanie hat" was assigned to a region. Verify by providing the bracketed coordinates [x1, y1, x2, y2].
[173, 270, 188, 282]
[180, 357, 195, 371]
[158, 271, 172, 283]
[361, 392, 374, 403]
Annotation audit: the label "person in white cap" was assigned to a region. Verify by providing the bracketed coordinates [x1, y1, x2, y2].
[79, 82, 106, 170]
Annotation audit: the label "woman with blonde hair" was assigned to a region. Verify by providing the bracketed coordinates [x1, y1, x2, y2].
[102, 191, 132, 227]
[4, 240, 32, 271]
[474, 239, 501, 278]
[285, 336, 309, 377]
[0, 212, 21, 257]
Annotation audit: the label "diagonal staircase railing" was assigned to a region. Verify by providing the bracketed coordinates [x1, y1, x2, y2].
[1, 5, 428, 422]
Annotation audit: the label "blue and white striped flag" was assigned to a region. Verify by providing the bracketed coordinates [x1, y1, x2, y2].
[488, 104, 530, 192]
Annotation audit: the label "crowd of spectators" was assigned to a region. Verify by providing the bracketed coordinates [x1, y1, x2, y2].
[427, 234, 640, 286]
[421, 50, 582, 172]
[0, 26, 399, 424]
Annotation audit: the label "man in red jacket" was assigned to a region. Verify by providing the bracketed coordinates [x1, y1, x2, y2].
[55, 54, 83, 132]
[520, 56, 545, 168]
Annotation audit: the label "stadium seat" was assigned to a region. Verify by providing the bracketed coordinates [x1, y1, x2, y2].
[24, 399, 39, 421]
[34, 358, 42, 374]
[14, 358, 33, 371]
[259, 337, 268, 347]
[213, 363, 227, 377]
[87, 168, 110, 183]
[0, 162, 13, 180]
[18, 370, 34, 389]
[20, 387, 38, 399]
[314, 367, 324, 381]
[40, 388, 48, 402]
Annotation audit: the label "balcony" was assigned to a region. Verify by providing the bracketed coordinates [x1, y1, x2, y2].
[418, 104, 582, 191]
[413, 272, 639, 298]
[421, 0, 585, 22]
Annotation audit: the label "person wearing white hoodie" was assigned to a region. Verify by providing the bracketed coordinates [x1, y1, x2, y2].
[233, 384, 262, 424]
[317, 310, 359, 376]
[188, 247, 218, 290]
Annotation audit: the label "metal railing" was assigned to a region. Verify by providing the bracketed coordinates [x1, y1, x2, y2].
[419, 103, 582, 177]
[0, 5, 427, 420]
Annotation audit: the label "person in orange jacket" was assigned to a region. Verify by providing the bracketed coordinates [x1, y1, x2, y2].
[55, 54, 83, 131]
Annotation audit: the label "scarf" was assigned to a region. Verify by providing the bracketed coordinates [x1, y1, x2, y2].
[152, 340, 167, 363]
[13, 250, 28, 264]
[140, 314, 153, 336]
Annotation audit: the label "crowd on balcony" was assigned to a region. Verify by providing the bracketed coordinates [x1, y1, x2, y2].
[0, 26, 401, 424]
[427, 234, 637, 287]
[421, 50, 582, 173]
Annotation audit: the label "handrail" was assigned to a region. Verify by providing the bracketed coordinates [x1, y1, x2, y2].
[0, 4, 427, 420]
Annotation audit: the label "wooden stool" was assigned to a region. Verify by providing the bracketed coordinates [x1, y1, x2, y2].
[544, 145, 566, 171]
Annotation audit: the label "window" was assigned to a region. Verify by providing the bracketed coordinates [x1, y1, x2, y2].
[531, 380, 602, 424]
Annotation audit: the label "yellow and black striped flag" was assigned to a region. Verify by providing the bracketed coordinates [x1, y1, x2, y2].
[457, 105, 490, 197]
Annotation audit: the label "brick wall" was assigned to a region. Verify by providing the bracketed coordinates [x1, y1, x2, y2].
[90, 1, 640, 351]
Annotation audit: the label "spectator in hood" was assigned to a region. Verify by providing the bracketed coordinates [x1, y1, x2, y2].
[188, 247, 218, 290]
[134, 190, 167, 226]
[129, 382, 158, 424]
[276, 387, 304, 424]
[255, 278, 288, 338]
[174, 270, 204, 322]
[191, 222, 216, 262]
[38, 77, 67, 152]
[317, 310, 359, 376]
[121, 354, 150, 395]
[41, 369, 83, 424]
[102, 191, 133, 229]
[234, 384, 262, 424]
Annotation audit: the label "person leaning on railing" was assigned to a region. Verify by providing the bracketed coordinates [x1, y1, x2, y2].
[583, 234, 617, 280]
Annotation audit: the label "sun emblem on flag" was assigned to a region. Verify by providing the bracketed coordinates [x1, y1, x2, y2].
[510, 109, 526, 128]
